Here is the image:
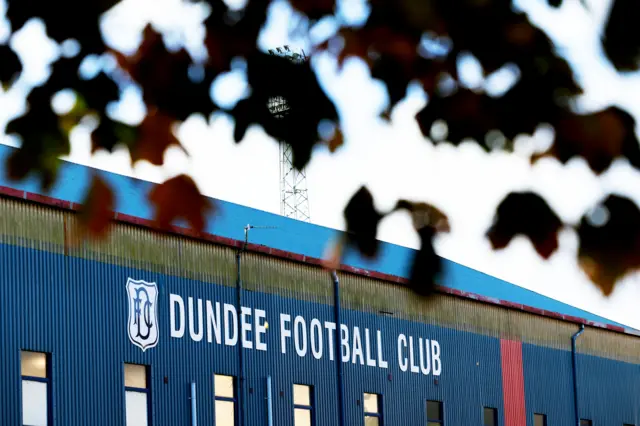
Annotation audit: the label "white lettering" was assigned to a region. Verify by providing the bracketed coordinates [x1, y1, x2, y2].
[294, 316, 307, 357]
[365, 329, 376, 367]
[240, 307, 253, 349]
[310, 319, 323, 360]
[170, 294, 185, 338]
[398, 334, 408, 372]
[254, 309, 267, 351]
[409, 336, 420, 373]
[431, 340, 442, 376]
[188, 297, 204, 342]
[223, 304, 238, 346]
[340, 324, 350, 362]
[419, 338, 431, 375]
[352, 327, 364, 365]
[324, 322, 336, 361]
[206, 301, 221, 344]
[377, 330, 388, 368]
[280, 314, 291, 354]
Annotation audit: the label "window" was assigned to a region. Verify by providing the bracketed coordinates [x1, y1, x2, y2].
[124, 363, 150, 426]
[426, 400, 443, 425]
[364, 393, 382, 426]
[293, 384, 314, 426]
[483, 407, 497, 426]
[214, 375, 237, 426]
[534, 413, 547, 426]
[580, 420, 592, 426]
[21, 351, 50, 426]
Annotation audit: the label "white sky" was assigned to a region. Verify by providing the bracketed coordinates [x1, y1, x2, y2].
[1, 0, 640, 329]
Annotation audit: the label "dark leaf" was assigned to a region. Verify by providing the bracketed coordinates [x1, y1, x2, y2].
[487, 192, 563, 259]
[203, 0, 269, 74]
[5, 88, 70, 189]
[148, 174, 215, 233]
[6, 0, 116, 53]
[343, 186, 384, 258]
[0, 44, 22, 86]
[577, 195, 640, 296]
[408, 226, 442, 297]
[602, 0, 640, 72]
[547, 0, 563, 6]
[416, 89, 497, 147]
[90, 117, 137, 154]
[532, 107, 640, 174]
[231, 51, 338, 170]
[116, 25, 217, 121]
[78, 174, 115, 239]
[128, 109, 183, 166]
[288, 0, 335, 21]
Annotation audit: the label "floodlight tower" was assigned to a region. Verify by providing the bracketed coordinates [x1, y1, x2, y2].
[266, 46, 311, 223]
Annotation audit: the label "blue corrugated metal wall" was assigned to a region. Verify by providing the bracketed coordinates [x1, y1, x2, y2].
[523, 344, 640, 425]
[1, 242, 638, 426]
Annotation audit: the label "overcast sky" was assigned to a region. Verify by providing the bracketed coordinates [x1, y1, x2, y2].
[2, 0, 640, 329]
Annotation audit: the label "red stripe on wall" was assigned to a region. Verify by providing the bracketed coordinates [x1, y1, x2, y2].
[500, 339, 527, 426]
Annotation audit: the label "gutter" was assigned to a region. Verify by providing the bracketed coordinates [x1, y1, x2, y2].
[571, 324, 585, 426]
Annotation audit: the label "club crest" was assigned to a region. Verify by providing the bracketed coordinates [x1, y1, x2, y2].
[126, 278, 159, 352]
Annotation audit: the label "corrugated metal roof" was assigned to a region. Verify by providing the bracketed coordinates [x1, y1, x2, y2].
[0, 144, 633, 331]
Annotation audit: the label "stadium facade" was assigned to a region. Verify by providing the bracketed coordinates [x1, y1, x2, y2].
[0, 144, 638, 426]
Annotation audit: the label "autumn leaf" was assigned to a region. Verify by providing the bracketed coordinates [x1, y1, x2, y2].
[128, 109, 184, 166]
[532, 107, 640, 174]
[394, 199, 450, 233]
[0, 44, 22, 87]
[487, 192, 564, 259]
[343, 186, 384, 258]
[78, 175, 115, 239]
[577, 195, 640, 296]
[115, 25, 217, 121]
[148, 175, 215, 233]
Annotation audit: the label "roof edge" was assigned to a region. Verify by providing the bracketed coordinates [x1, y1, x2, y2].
[1, 184, 638, 338]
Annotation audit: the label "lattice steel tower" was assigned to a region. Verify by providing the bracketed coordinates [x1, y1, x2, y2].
[267, 46, 311, 222]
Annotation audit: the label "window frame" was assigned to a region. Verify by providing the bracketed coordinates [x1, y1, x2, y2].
[482, 407, 497, 426]
[363, 392, 383, 426]
[534, 413, 548, 426]
[21, 350, 52, 426]
[123, 363, 152, 426]
[293, 383, 315, 426]
[426, 399, 444, 425]
[214, 374, 238, 426]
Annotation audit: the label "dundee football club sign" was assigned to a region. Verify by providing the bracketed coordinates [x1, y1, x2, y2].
[126, 278, 159, 352]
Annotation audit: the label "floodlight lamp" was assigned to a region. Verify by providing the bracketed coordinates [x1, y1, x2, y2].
[284, 45, 290, 51]
[268, 49, 275, 55]
[276, 47, 282, 53]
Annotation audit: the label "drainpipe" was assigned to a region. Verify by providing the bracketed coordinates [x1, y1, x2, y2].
[266, 375, 273, 426]
[571, 324, 585, 426]
[331, 270, 345, 426]
[236, 225, 251, 426]
[190, 382, 197, 426]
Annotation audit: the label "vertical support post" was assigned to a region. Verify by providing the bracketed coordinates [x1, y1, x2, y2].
[331, 271, 345, 426]
[267, 376, 273, 426]
[571, 324, 585, 426]
[237, 249, 245, 426]
[190, 382, 197, 426]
